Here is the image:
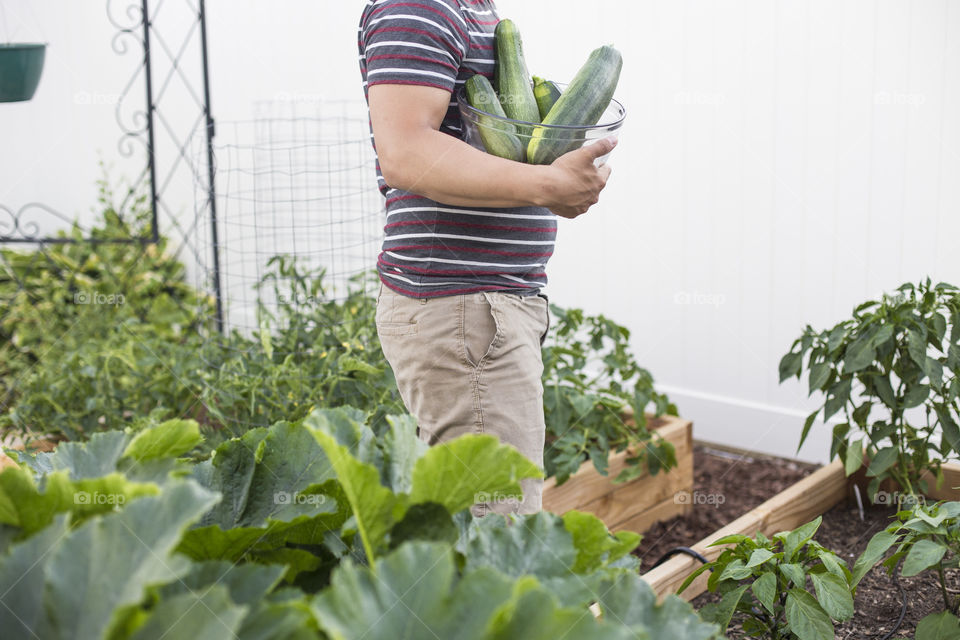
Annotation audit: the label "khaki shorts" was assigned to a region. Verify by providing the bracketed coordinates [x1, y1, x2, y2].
[375, 282, 550, 516]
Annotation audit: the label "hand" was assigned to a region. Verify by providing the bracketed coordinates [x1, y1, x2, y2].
[540, 137, 617, 219]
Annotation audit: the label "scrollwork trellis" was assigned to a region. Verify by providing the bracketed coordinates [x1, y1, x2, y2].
[0, 0, 223, 330]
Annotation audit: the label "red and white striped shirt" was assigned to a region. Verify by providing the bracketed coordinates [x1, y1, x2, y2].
[359, 0, 556, 298]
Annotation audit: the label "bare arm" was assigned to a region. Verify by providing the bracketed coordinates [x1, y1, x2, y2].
[369, 84, 615, 219]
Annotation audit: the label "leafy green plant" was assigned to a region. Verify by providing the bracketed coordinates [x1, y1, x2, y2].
[679, 517, 858, 640]
[199, 257, 405, 443]
[0, 176, 213, 443]
[0, 407, 722, 640]
[779, 279, 960, 500]
[856, 499, 960, 637]
[542, 304, 678, 484]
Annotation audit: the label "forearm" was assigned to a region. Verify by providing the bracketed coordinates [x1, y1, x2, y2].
[380, 129, 554, 208]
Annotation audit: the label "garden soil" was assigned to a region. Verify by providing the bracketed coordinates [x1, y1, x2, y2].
[637, 445, 960, 638]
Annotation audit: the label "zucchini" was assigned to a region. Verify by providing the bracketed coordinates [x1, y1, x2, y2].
[494, 19, 541, 129]
[532, 76, 563, 121]
[527, 45, 623, 165]
[465, 74, 525, 162]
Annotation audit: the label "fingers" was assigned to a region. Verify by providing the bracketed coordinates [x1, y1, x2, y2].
[598, 164, 612, 183]
[580, 136, 618, 161]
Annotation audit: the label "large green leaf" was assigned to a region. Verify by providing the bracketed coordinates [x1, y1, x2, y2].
[562, 509, 640, 573]
[903, 539, 948, 577]
[379, 413, 428, 494]
[485, 583, 625, 640]
[130, 585, 247, 640]
[310, 541, 514, 640]
[29, 430, 132, 478]
[309, 427, 402, 563]
[0, 481, 218, 640]
[123, 418, 203, 461]
[915, 611, 960, 640]
[0, 514, 70, 635]
[596, 571, 722, 640]
[851, 530, 898, 587]
[865, 447, 899, 478]
[752, 571, 777, 614]
[810, 571, 854, 620]
[155, 560, 286, 605]
[463, 511, 607, 608]
[0, 467, 158, 538]
[785, 589, 834, 640]
[408, 434, 542, 514]
[196, 420, 338, 529]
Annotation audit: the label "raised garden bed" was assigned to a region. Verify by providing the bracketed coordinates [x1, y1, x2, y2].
[542, 413, 694, 534]
[640, 453, 849, 600]
[640, 440, 960, 616]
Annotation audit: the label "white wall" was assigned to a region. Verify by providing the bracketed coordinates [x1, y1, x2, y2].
[2, 0, 958, 463]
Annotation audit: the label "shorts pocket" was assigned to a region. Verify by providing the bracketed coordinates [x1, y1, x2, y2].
[377, 321, 419, 337]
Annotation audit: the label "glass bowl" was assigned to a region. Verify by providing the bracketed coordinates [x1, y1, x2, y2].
[456, 84, 625, 166]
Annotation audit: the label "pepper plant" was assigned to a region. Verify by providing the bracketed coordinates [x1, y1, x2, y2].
[779, 279, 960, 500]
[855, 499, 960, 635]
[679, 517, 858, 640]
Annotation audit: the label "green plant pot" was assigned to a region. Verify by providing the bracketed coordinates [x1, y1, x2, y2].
[0, 43, 46, 103]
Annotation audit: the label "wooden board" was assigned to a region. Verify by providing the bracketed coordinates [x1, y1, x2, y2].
[922, 462, 960, 502]
[640, 458, 848, 601]
[542, 414, 694, 533]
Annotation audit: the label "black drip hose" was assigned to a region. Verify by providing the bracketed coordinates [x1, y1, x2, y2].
[651, 546, 710, 569]
[877, 557, 907, 640]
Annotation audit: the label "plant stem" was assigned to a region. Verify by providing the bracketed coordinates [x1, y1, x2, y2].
[938, 562, 951, 612]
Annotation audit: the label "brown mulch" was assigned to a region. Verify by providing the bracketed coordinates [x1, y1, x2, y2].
[632, 445, 817, 571]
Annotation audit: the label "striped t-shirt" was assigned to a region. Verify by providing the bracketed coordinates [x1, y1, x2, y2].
[358, 0, 557, 298]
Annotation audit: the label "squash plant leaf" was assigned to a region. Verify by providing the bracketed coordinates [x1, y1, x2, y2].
[595, 571, 723, 640]
[0, 481, 219, 640]
[129, 585, 247, 640]
[562, 509, 640, 573]
[310, 541, 513, 640]
[408, 434, 542, 515]
[123, 418, 202, 461]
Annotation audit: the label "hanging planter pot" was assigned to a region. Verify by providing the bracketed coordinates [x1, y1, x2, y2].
[0, 43, 46, 103]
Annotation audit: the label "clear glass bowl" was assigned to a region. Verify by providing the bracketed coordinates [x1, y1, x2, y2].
[456, 84, 625, 166]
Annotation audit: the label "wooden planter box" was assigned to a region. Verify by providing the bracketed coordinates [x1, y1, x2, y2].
[640, 454, 960, 602]
[542, 413, 694, 534]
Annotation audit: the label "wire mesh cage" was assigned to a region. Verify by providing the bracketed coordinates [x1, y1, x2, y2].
[191, 100, 391, 436]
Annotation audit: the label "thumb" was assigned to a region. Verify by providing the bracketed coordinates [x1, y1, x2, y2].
[578, 136, 618, 161]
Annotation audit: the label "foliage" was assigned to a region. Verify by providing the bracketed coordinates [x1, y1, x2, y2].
[198, 257, 405, 443]
[679, 517, 857, 640]
[2, 208, 678, 482]
[0, 408, 720, 640]
[779, 279, 960, 500]
[542, 304, 678, 484]
[0, 177, 212, 441]
[858, 499, 960, 636]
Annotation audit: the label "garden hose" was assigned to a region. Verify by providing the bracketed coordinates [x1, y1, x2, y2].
[877, 557, 907, 640]
[651, 546, 710, 569]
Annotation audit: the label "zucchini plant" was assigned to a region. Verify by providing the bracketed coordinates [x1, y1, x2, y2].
[779, 279, 960, 500]
[679, 517, 858, 640]
[0, 408, 723, 640]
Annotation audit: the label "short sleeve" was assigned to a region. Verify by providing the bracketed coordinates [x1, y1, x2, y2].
[361, 0, 470, 93]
